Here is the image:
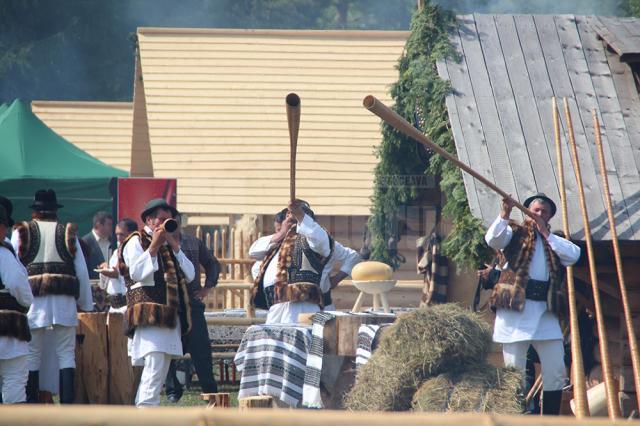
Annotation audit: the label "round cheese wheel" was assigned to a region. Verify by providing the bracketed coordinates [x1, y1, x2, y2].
[351, 261, 393, 281]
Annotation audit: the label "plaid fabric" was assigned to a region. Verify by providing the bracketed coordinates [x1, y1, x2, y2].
[355, 323, 392, 367]
[234, 324, 312, 407]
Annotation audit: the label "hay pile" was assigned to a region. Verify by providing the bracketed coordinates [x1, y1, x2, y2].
[412, 365, 523, 414]
[343, 304, 493, 411]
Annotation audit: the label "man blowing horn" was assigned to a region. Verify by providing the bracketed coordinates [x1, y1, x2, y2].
[485, 193, 580, 415]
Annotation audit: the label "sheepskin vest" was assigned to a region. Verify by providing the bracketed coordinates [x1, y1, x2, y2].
[14, 220, 79, 299]
[490, 220, 565, 315]
[251, 229, 333, 309]
[118, 231, 191, 337]
[0, 242, 31, 342]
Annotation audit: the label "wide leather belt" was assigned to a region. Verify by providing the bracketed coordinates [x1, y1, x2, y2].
[525, 279, 550, 301]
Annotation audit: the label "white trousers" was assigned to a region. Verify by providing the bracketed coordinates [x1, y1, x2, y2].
[135, 352, 172, 407]
[502, 339, 566, 391]
[0, 355, 28, 403]
[28, 326, 76, 371]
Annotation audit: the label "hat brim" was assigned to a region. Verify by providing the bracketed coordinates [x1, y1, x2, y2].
[29, 202, 64, 210]
[140, 205, 179, 222]
[523, 195, 556, 217]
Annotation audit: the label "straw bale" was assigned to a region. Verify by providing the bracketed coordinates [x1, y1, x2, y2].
[344, 304, 492, 411]
[412, 365, 523, 414]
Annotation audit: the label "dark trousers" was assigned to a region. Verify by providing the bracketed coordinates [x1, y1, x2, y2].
[165, 300, 217, 396]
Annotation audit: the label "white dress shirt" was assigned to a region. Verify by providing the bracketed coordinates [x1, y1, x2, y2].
[92, 229, 111, 264]
[259, 215, 330, 324]
[123, 227, 195, 362]
[0, 244, 34, 359]
[11, 231, 94, 329]
[485, 216, 580, 343]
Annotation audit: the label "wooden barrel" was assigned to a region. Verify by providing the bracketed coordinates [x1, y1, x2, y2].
[76, 312, 109, 404]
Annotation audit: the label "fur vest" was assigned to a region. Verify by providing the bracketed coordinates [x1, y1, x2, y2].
[251, 229, 334, 309]
[118, 231, 191, 337]
[489, 220, 565, 315]
[0, 242, 31, 342]
[14, 220, 79, 299]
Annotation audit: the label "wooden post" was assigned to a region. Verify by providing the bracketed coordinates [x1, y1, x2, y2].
[76, 313, 109, 404]
[239, 396, 274, 410]
[213, 229, 220, 258]
[107, 312, 135, 405]
[201, 392, 230, 408]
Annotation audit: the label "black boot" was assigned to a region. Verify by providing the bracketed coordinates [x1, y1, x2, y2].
[541, 390, 563, 415]
[26, 370, 39, 403]
[59, 368, 75, 404]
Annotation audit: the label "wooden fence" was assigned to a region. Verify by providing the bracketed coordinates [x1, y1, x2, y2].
[195, 225, 259, 311]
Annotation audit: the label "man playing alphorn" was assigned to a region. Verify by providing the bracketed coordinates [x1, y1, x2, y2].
[119, 199, 194, 407]
[485, 193, 580, 415]
[251, 199, 333, 324]
[0, 204, 33, 404]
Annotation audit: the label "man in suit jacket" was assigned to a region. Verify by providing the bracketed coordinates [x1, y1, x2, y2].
[82, 211, 113, 279]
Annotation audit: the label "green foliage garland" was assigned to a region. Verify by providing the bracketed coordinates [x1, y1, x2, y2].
[368, 2, 491, 269]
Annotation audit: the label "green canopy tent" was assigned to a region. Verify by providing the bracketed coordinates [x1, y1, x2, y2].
[0, 99, 128, 234]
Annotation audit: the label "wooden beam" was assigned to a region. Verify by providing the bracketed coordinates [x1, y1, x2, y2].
[0, 405, 630, 426]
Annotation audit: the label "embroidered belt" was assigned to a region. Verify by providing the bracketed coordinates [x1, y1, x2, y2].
[108, 294, 127, 308]
[525, 279, 550, 301]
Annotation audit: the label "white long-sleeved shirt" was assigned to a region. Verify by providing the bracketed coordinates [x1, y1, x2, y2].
[485, 216, 581, 343]
[0, 244, 34, 359]
[123, 227, 195, 362]
[12, 229, 94, 329]
[259, 215, 330, 324]
[249, 233, 361, 294]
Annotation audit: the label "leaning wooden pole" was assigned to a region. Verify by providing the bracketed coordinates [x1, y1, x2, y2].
[553, 97, 589, 417]
[362, 95, 536, 219]
[563, 98, 620, 419]
[592, 109, 640, 411]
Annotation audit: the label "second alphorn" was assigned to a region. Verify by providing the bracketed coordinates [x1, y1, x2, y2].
[564, 98, 620, 419]
[592, 109, 640, 412]
[553, 97, 589, 417]
[362, 95, 535, 218]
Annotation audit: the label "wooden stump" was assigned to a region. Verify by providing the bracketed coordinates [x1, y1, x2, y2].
[76, 312, 109, 404]
[74, 328, 89, 403]
[202, 392, 230, 408]
[107, 312, 135, 405]
[239, 396, 274, 410]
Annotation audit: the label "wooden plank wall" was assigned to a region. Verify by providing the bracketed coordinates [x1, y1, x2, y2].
[437, 14, 640, 241]
[136, 28, 407, 217]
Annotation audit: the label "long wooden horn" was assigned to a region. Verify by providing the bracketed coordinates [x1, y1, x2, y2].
[563, 98, 620, 418]
[286, 93, 301, 201]
[592, 108, 640, 412]
[362, 95, 535, 218]
[553, 97, 589, 417]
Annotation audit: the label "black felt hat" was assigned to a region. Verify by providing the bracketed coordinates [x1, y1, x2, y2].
[0, 196, 14, 227]
[523, 193, 556, 217]
[30, 189, 63, 211]
[140, 198, 178, 222]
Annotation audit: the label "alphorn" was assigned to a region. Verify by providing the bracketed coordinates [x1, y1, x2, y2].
[552, 97, 589, 417]
[362, 95, 535, 217]
[592, 109, 640, 411]
[286, 93, 301, 201]
[563, 99, 620, 419]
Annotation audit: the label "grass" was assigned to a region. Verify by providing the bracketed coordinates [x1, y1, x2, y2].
[159, 382, 240, 407]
